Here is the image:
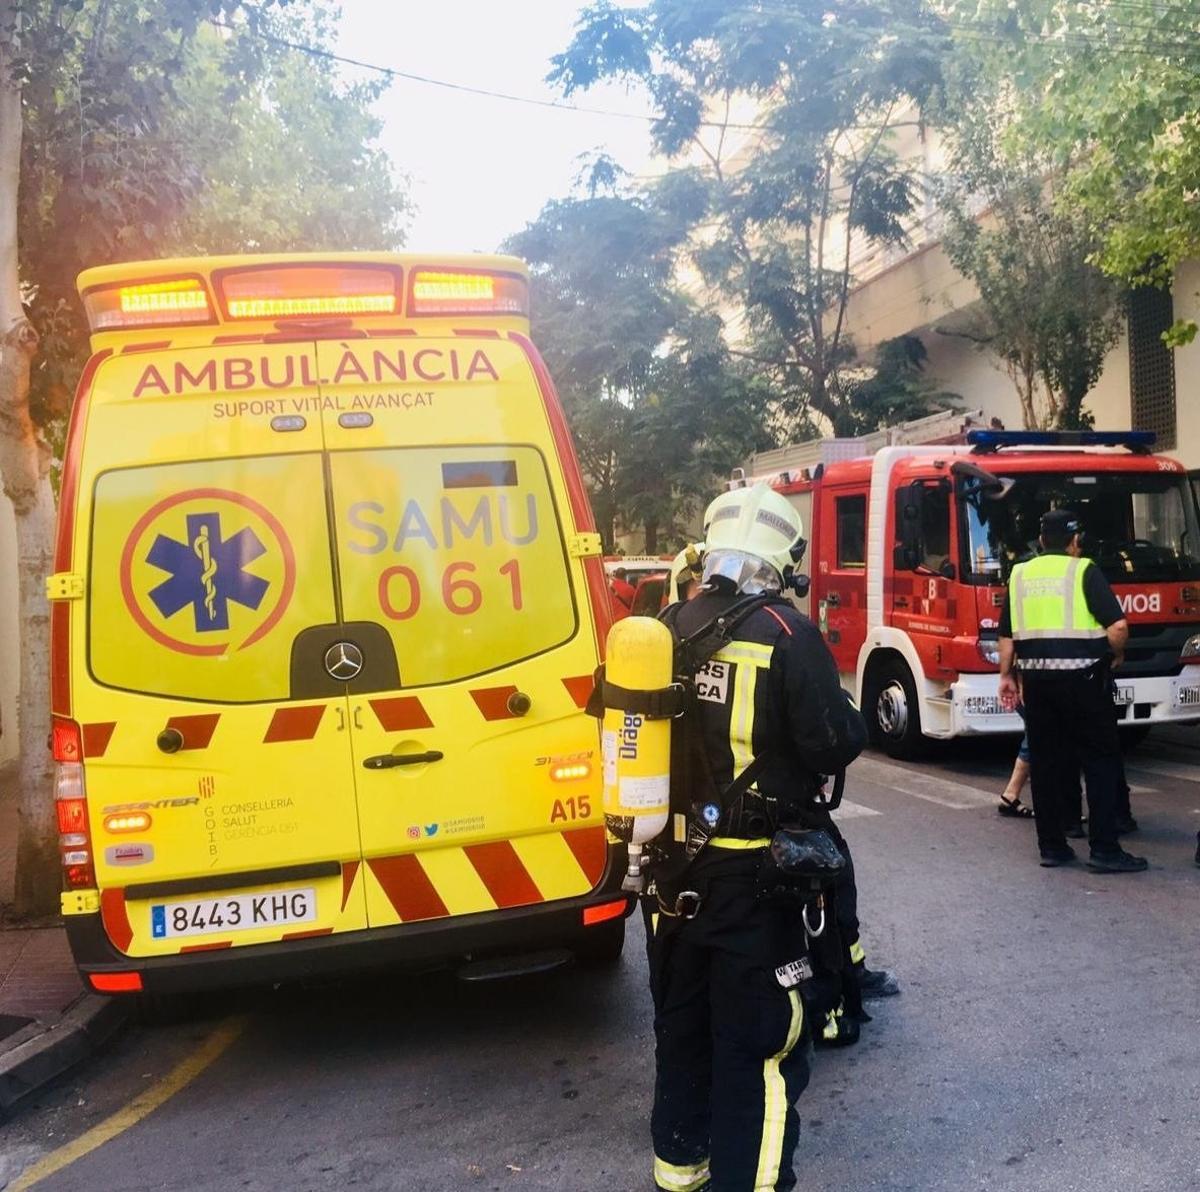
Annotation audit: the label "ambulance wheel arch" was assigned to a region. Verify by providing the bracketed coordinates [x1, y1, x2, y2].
[857, 629, 947, 758]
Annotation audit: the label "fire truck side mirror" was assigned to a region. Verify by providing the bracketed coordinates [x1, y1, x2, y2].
[894, 483, 925, 571]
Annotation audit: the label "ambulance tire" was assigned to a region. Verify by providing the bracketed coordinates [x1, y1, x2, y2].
[573, 919, 625, 968]
[865, 658, 926, 759]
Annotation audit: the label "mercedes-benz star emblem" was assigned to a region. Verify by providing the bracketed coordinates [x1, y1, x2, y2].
[324, 641, 364, 681]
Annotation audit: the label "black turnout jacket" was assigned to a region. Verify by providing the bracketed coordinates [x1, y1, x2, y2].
[671, 584, 867, 812]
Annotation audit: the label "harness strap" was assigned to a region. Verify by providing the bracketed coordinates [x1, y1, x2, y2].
[593, 677, 687, 720]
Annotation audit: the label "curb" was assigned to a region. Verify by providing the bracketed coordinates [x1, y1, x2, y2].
[0, 995, 129, 1119]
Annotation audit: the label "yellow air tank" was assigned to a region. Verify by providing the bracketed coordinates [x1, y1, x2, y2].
[601, 616, 674, 892]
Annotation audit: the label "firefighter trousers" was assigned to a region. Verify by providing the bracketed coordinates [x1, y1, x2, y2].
[648, 853, 811, 1192]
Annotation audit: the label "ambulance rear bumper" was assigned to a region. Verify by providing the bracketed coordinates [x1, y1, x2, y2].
[66, 862, 635, 996]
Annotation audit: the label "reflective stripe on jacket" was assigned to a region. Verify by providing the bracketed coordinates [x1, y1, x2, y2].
[1009, 554, 1107, 670]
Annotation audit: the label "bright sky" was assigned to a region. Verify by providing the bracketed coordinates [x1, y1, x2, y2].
[334, 0, 659, 252]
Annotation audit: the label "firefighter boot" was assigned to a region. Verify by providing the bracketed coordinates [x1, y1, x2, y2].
[854, 961, 900, 1000]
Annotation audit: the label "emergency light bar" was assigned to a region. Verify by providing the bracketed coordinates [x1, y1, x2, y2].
[80, 256, 532, 333]
[408, 269, 528, 317]
[968, 430, 1156, 454]
[215, 263, 402, 320]
[83, 276, 214, 330]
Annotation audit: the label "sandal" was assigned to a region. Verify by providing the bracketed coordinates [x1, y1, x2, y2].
[998, 795, 1034, 819]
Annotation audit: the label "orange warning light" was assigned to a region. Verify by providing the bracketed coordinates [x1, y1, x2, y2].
[408, 269, 528, 316]
[217, 264, 401, 320]
[83, 277, 213, 331]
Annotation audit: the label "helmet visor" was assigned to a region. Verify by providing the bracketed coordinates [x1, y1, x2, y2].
[701, 548, 783, 595]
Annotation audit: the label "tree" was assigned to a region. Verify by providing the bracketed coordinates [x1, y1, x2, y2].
[550, 0, 949, 437]
[0, 0, 408, 917]
[841, 335, 960, 434]
[506, 180, 768, 551]
[945, 0, 1200, 344]
[933, 60, 1122, 430]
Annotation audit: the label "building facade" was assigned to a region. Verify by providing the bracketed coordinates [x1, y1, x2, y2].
[837, 122, 1197, 466]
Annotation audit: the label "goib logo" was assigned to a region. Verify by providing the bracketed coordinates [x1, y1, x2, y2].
[120, 488, 295, 656]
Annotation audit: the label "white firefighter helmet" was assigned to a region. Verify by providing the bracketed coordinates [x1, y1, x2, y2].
[701, 483, 804, 593]
[668, 542, 705, 603]
[702, 490, 740, 535]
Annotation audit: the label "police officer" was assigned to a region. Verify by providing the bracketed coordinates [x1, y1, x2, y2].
[648, 484, 867, 1192]
[997, 509, 1147, 872]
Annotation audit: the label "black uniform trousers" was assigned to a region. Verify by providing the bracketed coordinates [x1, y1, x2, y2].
[1022, 666, 1122, 856]
[648, 849, 811, 1192]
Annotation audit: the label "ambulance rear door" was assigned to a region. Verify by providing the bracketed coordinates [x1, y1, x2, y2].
[72, 344, 368, 958]
[316, 335, 607, 929]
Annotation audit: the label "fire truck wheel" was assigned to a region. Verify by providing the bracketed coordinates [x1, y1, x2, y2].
[865, 659, 926, 759]
[573, 919, 626, 968]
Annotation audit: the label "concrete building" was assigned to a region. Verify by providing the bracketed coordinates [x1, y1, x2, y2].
[837, 122, 1197, 466]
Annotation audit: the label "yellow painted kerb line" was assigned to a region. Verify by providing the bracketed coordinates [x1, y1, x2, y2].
[10, 1015, 247, 1191]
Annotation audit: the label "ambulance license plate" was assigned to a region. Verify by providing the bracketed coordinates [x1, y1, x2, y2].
[150, 887, 316, 939]
[1176, 684, 1200, 707]
[1112, 685, 1134, 706]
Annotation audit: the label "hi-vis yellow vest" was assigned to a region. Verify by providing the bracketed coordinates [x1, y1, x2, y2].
[1010, 554, 1109, 670]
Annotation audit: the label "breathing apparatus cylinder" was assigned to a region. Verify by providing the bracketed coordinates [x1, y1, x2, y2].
[601, 616, 674, 892]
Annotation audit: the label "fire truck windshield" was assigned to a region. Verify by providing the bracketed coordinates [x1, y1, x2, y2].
[962, 471, 1200, 585]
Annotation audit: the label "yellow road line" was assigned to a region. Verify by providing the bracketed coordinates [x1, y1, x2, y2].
[10, 1015, 247, 1191]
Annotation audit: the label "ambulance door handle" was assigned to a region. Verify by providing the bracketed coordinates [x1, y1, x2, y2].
[363, 750, 444, 770]
[335, 706, 346, 733]
[353, 706, 364, 730]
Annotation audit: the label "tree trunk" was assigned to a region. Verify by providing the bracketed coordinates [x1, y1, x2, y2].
[644, 518, 658, 554]
[0, 19, 56, 917]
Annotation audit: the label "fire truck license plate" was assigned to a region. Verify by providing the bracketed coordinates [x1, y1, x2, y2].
[150, 887, 316, 939]
[1112, 685, 1134, 706]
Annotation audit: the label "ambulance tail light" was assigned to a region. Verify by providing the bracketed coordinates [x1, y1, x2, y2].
[1180, 633, 1200, 665]
[409, 269, 529, 317]
[52, 717, 94, 889]
[216, 264, 401, 320]
[82, 277, 213, 331]
[583, 899, 627, 927]
[90, 971, 144, 994]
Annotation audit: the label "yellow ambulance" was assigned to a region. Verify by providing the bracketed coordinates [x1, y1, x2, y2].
[50, 254, 629, 1000]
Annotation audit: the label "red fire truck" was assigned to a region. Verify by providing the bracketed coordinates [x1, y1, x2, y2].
[762, 430, 1200, 757]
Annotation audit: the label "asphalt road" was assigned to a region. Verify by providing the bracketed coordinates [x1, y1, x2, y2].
[4, 732, 1200, 1192]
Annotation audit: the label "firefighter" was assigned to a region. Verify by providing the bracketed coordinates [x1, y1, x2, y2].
[997, 509, 1147, 873]
[648, 483, 868, 1192]
[667, 542, 705, 603]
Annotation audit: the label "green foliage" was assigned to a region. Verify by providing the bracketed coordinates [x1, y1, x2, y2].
[552, 0, 951, 438]
[18, 1, 408, 428]
[841, 336, 959, 434]
[506, 191, 768, 550]
[945, 0, 1200, 338]
[934, 63, 1120, 430]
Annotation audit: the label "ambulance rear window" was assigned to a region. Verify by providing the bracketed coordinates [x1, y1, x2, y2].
[88, 453, 336, 703]
[331, 445, 576, 687]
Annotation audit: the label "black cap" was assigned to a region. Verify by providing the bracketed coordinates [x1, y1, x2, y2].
[1040, 508, 1081, 537]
